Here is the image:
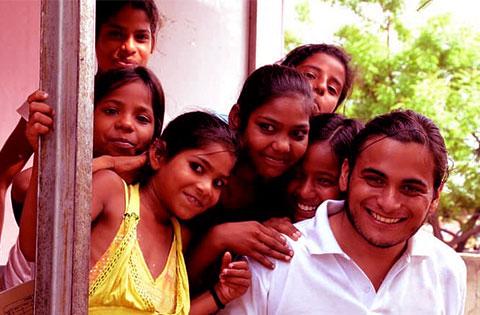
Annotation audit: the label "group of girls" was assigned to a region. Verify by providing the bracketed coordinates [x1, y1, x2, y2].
[0, 0, 368, 314]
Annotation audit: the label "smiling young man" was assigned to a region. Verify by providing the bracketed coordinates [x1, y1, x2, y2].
[220, 110, 466, 315]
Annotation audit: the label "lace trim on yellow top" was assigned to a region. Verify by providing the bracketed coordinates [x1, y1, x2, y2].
[88, 181, 190, 314]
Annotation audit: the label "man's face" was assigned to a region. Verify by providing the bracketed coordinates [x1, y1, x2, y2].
[340, 137, 440, 248]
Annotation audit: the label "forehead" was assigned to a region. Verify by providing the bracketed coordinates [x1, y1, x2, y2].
[303, 141, 339, 173]
[251, 95, 310, 125]
[104, 6, 151, 30]
[355, 137, 435, 186]
[101, 80, 152, 104]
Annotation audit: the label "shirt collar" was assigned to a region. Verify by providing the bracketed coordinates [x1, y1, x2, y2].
[298, 199, 433, 258]
[405, 229, 433, 257]
[297, 199, 346, 255]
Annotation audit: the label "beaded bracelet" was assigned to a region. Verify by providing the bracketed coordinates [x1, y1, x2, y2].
[209, 287, 225, 309]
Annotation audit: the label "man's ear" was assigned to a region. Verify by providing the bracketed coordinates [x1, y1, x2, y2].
[148, 139, 166, 170]
[428, 183, 444, 215]
[228, 104, 240, 130]
[339, 159, 350, 193]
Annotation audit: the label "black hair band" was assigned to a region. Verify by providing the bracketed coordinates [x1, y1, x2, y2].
[209, 287, 225, 309]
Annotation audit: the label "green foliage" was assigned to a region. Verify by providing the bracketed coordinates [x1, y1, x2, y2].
[281, 0, 479, 250]
[285, 29, 303, 52]
[284, 0, 312, 49]
[295, 0, 312, 23]
[315, 0, 480, 248]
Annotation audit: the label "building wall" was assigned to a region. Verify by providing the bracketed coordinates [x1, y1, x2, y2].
[462, 254, 480, 314]
[151, 0, 284, 120]
[0, 0, 284, 263]
[0, 0, 40, 263]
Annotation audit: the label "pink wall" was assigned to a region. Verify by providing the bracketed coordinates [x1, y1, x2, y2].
[0, 0, 40, 263]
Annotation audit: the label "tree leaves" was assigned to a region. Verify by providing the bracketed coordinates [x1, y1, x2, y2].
[318, 0, 480, 250]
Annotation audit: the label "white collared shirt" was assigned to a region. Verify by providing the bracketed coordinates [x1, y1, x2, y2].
[220, 200, 466, 315]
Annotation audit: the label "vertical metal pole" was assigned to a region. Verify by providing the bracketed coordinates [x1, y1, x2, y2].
[247, 0, 258, 74]
[35, 0, 95, 314]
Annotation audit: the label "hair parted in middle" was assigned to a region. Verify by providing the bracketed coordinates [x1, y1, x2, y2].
[235, 64, 314, 132]
[94, 66, 165, 139]
[281, 44, 354, 108]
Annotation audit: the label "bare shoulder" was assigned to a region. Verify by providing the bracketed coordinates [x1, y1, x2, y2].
[93, 169, 125, 198]
[92, 169, 125, 221]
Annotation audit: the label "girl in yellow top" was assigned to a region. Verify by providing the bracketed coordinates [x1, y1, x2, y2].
[21, 109, 250, 314]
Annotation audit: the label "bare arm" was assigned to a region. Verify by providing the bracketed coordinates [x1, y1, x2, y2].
[18, 155, 39, 262]
[92, 153, 147, 184]
[18, 97, 54, 262]
[0, 91, 48, 191]
[0, 118, 32, 237]
[190, 252, 251, 315]
[187, 221, 292, 288]
[0, 119, 33, 193]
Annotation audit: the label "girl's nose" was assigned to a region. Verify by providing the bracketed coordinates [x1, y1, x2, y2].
[115, 115, 134, 131]
[298, 178, 315, 199]
[196, 178, 213, 200]
[121, 36, 136, 55]
[272, 136, 290, 153]
[313, 78, 327, 96]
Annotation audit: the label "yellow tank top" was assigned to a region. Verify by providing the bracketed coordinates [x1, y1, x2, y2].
[88, 182, 190, 314]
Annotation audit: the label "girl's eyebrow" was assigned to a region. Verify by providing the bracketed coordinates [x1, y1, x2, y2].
[195, 154, 231, 178]
[99, 98, 153, 113]
[257, 116, 309, 129]
[104, 23, 124, 30]
[105, 23, 150, 33]
[313, 171, 338, 178]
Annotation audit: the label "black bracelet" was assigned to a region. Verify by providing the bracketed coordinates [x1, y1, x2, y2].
[209, 287, 225, 309]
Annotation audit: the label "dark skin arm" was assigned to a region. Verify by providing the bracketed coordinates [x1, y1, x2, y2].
[190, 252, 251, 314]
[0, 118, 33, 236]
[187, 220, 293, 289]
[18, 99, 54, 261]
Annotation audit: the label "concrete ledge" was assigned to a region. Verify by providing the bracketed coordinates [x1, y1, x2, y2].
[461, 253, 480, 315]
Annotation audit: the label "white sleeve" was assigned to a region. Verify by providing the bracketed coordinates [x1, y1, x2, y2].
[453, 258, 467, 315]
[219, 258, 270, 315]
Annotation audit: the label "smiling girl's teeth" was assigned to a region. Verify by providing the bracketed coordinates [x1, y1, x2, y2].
[297, 203, 316, 211]
[371, 211, 401, 224]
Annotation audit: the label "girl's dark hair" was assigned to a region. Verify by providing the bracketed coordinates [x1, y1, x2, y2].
[280, 44, 354, 108]
[309, 113, 363, 168]
[94, 66, 165, 138]
[349, 109, 448, 191]
[96, 0, 160, 45]
[161, 111, 239, 160]
[235, 64, 314, 132]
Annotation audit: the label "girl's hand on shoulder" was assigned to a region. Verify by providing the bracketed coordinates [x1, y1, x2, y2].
[93, 153, 147, 184]
[214, 221, 293, 269]
[263, 217, 301, 241]
[26, 90, 54, 151]
[214, 252, 251, 306]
